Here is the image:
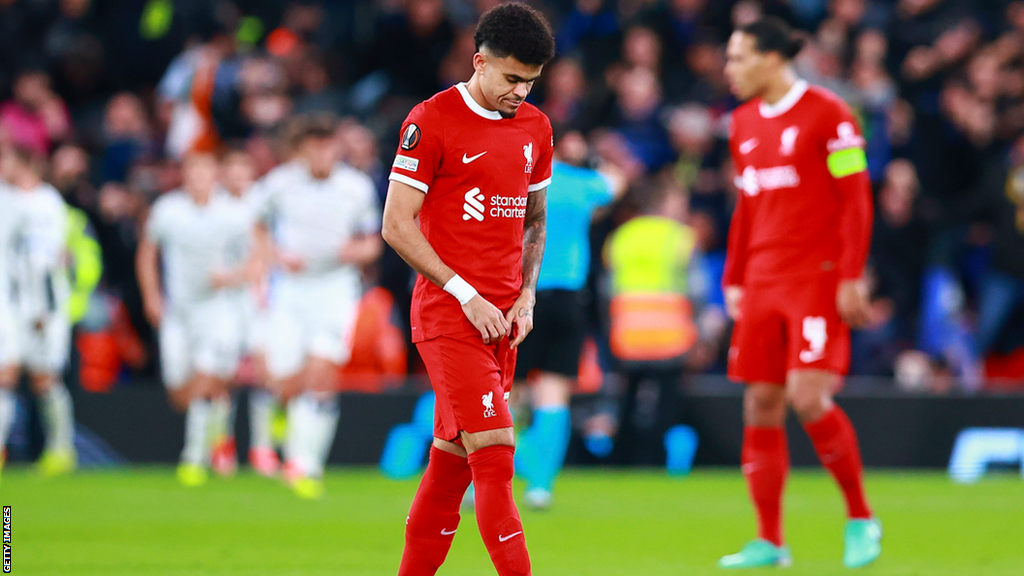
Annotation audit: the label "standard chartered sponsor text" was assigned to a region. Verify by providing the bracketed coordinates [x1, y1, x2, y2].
[489, 194, 527, 218]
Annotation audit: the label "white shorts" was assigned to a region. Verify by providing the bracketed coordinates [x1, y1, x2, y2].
[239, 292, 271, 355]
[21, 313, 71, 373]
[266, 274, 360, 380]
[0, 301, 20, 368]
[159, 297, 243, 390]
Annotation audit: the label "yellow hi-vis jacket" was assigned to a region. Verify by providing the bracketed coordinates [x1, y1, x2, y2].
[66, 207, 103, 324]
[605, 215, 698, 362]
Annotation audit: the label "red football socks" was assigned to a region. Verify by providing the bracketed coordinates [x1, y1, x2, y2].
[468, 445, 531, 576]
[804, 405, 872, 519]
[398, 446, 473, 576]
[742, 426, 789, 547]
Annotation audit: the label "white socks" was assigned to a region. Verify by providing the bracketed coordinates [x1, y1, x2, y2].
[249, 389, 276, 450]
[285, 393, 318, 476]
[181, 399, 212, 466]
[41, 382, 74, 453]
[284, 392, 340, 478]
[310, 394, 340, 478]
[0, 388, 15, 450]
[208, 396, 232, 444]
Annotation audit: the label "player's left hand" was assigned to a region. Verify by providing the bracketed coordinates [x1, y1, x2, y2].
[209, 268, 240, 290]
[506, 290, 536, 349]
[836, 279, 870, 328]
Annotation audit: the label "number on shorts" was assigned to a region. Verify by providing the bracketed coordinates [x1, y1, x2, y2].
[799, 316, 827, 363]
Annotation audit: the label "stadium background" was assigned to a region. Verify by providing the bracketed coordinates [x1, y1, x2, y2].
[3, 0, 1024, 574]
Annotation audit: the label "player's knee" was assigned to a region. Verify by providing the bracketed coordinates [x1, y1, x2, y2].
[463, 427, 515, 454]
[787, 388, 831, 422]
[743, 386, 785, 426]
[0, 366, 18, 387]
[168, 388, 190, 411]
[28, 372, 55, 395]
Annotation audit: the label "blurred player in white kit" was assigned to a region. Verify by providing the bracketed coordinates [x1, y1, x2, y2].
[250, 115, 381, 498]
[0, 145, 76, 478]
[0, 173, 23, 485]
[137, 151, 256, 487]
[206, 148, 282, 478]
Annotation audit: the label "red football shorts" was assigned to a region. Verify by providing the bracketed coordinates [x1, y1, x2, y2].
[728, 272, 850, 385]
[416, 333, 518, 441]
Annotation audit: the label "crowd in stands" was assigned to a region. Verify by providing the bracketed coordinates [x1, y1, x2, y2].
[2, 0, 1023, 393]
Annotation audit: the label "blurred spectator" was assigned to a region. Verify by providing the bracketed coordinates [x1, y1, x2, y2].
[604, 182, 697, 463]
[293, 51, 347, 115]
[556, 0, 621, 80]
[51, 142, 96, 210]
[870, 159, 928, 346]
[540, 58, 591, 131]
[362, 0, 455, 102]
[852, 159, 929, 375]
[608, 66, 674, 172]
[971, 134, 1024, 361]
[0, 69, 72, 154]
[100, 93, 155, 182]
[336, 118, 386, 204]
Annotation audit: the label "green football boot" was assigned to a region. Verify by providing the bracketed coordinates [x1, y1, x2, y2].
[292, 476, 325, 500]
[37, 448, 77, 477]
[176, 463, 209, 487]
[843, 518, 882, 568]
[719, 539, 792, 569]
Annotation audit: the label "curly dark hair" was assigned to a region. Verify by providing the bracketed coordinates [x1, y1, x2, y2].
[740, 17, 806, 60]
[474, 2, 555, 66]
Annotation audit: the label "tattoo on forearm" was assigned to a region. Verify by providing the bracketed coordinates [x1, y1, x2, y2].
[521, 187, 547, 293]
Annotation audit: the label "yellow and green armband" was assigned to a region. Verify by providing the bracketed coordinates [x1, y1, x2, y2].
[827, 147, 868, 178]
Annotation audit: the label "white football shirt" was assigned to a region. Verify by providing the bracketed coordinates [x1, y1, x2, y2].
[146, 189, 255, 309]
[13, 183, 69, 319]
[250, 161, 380, 278]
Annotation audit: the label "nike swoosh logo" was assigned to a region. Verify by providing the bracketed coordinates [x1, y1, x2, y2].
[498, 531, 522, 542]
[441, 528, 457, 536]
[463, 151, 487, 163]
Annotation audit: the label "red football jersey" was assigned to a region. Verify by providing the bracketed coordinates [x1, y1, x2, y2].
[723, 80, 873, 287]
[389, 83, 554, 342]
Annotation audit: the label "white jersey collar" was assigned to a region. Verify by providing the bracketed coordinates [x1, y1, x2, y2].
[456, 82, 503, 121]
[759, 79, 808, 119]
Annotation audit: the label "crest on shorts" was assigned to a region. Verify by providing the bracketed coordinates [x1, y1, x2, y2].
[401, 124, 421, 150]
[482, 391, 496, 418]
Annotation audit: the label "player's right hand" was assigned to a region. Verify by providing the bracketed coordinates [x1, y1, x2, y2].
[279, 252, 306, 273]
[144, 297, 164, 327]
[724, 285, 744, 320]
[462, 296, 510, 344]
[836, 278, 870, 328]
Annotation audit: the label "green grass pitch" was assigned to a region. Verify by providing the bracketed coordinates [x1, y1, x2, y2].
[3, 467, 1023, 575]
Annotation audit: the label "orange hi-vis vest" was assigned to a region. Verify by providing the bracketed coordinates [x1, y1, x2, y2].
[605, 216, 698, 362]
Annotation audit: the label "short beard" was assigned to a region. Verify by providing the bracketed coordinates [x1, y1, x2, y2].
[499, 109, 518, 119]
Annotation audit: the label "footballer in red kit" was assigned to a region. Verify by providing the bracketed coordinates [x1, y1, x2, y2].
[718, 18, 882, 569]
[393, 81, 553, 439]
[381, 4, 554, 576]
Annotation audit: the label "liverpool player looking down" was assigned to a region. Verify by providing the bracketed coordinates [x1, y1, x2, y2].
[382, 4, 554, 575]
[719, 18, 881, 569]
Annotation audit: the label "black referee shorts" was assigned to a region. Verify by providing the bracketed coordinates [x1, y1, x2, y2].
[515, 289, 587, 380]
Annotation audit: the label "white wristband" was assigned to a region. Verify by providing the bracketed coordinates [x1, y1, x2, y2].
[443, 274, 478, 305]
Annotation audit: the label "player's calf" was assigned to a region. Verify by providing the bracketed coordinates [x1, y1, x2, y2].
[399, 446, 472, 576]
